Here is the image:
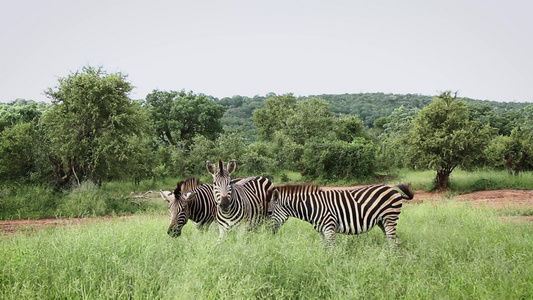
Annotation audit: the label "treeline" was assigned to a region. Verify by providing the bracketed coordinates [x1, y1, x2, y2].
[1, 67, 532, 190]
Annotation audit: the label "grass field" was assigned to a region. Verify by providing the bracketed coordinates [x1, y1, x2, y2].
[1, 202, 532, 299]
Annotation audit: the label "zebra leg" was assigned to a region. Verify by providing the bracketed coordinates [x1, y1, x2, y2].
[380, 218, 402, 245]
[320, 227, 336, 246]
[216, 225, 227, 243]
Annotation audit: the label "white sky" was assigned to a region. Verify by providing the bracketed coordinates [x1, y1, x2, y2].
[1, 0, 532, 103]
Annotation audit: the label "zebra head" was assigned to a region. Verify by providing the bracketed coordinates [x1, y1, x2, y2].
[206, 159, 236, 211]
[168, 178, 199, 237]
[268, 188, 281, 212]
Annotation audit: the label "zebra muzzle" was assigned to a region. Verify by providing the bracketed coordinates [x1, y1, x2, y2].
[167, 226, 181, 237]
[219, 196, 230, 210]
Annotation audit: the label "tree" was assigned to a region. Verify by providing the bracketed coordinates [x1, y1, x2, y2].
[187, 135, 215, 176]
[41, 66, 151, 185]
[334, 115, 370, 142]
[485, 128, 532, 175]
[253, 93, 297, 141]
[409, 91, 495, 189]
[145, 89, 226, 146]
[0, 100, 44, 132]
[284, 98, 333, 145]
[215, 132, 247, 163]
[0, 123, 42, 181]
[270, 131, 305, 170]
[375, 106, 419, 170]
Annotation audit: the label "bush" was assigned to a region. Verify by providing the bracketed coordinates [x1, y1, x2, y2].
[56, 183, 107, 218]
[302, 138, 376, 181]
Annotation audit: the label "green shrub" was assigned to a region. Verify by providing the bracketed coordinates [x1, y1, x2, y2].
[303, 138, 376, 181]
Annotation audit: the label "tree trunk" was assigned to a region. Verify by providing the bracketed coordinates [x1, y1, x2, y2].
[504, 153, 514, 175]
[435, 168, 451, 190]
[515, 150, 528, 176]
[164, 130, 175, 145]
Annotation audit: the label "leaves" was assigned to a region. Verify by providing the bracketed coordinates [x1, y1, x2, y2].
[409, 91, 496, 187]
[145, 89, 226, 146]
[41, 66, 151, 184]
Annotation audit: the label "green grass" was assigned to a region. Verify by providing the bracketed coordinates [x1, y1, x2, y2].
[1, 202, 532, 299]
[0, 182, 168, 220]
[391, 169, 533, 192]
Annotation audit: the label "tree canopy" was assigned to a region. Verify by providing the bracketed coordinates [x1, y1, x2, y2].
[145, 89, 226, 146]
[41, 66, 151, 185]
[409, 91, 496, 189]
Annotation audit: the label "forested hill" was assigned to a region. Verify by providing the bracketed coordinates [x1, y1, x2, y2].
[301, 93, 432, 127]
[220, 92, 532, 136]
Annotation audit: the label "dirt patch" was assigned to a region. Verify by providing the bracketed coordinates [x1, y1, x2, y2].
[453, 190, 533, 207]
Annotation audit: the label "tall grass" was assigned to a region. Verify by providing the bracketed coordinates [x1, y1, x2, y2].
[1, 202, 532, 299]
[0, 182, 167, 220]
[393, 169, 533, 192]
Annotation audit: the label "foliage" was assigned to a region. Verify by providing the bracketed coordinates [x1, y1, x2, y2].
[0, 100, 44, 131]
[0, 123, 39, 181]
[409, 91, 496, 189]
[41, 66, 152, 185]
[215, 132, 247, 163]
[484, 128, 533, 174]
[145, 89, 226, 146]
[252, 93, 297, 141]
[239, 142, 276, 175]
[376, 106, 419, 170]
[302, 138, 376, 181]
[269, 131, 305, 171]
[334, 115, 371, 142]
[284, 98, 333, 144]
[187, 135, 216, 176]
[219, 95, 265, 142]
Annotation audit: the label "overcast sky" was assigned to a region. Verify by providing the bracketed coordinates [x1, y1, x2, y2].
[1, 0, 532, 103]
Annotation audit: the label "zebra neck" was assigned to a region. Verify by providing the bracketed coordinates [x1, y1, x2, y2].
[187, 200, 212, 223]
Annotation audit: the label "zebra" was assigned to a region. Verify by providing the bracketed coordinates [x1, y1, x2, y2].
[268, 184, 414, 244]
[167, 178, 215, 237]
[206, 159, 273, 237]
[167, 177, 250, 237]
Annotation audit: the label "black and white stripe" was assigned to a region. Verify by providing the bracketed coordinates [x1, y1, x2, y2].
[207, 159, 273, 237]
[167, 178, 216, 237]
[168, 177, 252, 237]
[269, 184, 414, 244]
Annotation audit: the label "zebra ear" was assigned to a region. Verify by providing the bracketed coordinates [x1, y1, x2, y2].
[271, 189, 280, 202]
[206, 161, 216, 174]
[227, 160, 236, 174]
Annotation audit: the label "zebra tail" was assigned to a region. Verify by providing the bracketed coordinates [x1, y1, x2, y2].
[396, 183, 414, 200]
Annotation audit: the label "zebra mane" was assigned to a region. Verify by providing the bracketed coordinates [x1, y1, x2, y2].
[272, 184, 323, 196]
[174, 177, 200, 196]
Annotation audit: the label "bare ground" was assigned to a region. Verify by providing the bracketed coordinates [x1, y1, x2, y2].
[1, 189, 532, 237]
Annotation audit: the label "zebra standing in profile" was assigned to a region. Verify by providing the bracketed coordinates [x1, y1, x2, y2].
[206, 159, 273, 237]
[268, 184, 414, 244]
